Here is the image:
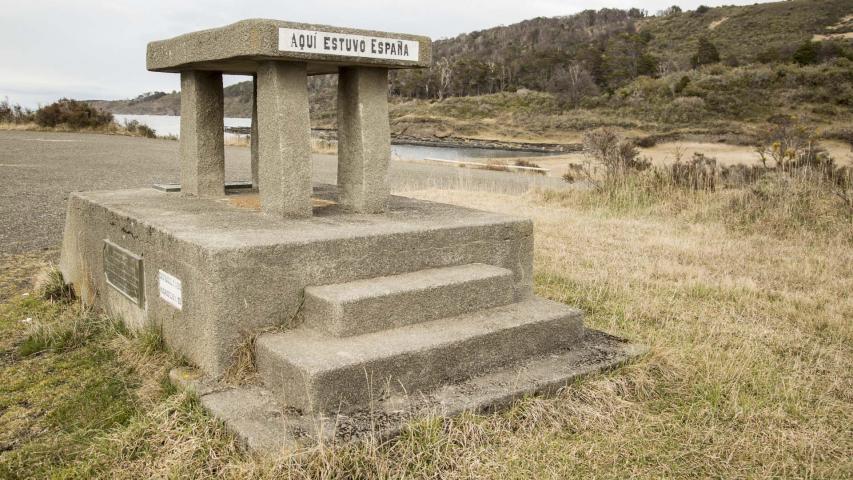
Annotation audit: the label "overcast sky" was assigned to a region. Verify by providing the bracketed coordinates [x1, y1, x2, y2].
[0, 0, 773, 107]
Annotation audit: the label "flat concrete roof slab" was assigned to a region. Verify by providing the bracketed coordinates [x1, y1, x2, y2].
[147, 19, 432, 75]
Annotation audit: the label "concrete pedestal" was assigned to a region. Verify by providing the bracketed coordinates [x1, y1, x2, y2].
[256, 61, 313, 217]
[60, 185, 643, 450]
[250, 74, 260, 189]
[179, 71, 225, 197]
[60, 185, 534, 377]
[337, 67, 391, 213]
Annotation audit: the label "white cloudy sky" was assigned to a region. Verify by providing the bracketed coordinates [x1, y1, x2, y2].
[0, 0, 772, 107]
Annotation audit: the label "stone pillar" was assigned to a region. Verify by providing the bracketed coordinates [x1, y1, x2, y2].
[256, 62, 313, 217]
[336, 67, 391, 213]
[179, 70, 224, 197]
[250, 74, 259, 189]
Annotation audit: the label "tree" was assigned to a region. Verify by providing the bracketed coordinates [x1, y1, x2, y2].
[550, 63, 598, 106]
[658, 5, 682, 16]
[792, 40, 819, 65]
[691, 37, 720, 68]
[602, 33, 658, 89]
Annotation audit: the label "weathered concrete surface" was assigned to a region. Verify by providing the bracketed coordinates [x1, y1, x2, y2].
[200, 386, 317, 452]
[179, 70, 225, 197]
[337, 67, 391, 212]
[255, 298, 584, 413]
[59, 184, 533, 377]
[250, 74, 259, 189]
[257, 61, 313, 217]
[171, 330, 645, 452]
[146, 19, 431, 74]
[304, 263, 516, 337]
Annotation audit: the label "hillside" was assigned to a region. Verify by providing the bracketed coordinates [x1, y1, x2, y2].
[91, 0, 853, 141]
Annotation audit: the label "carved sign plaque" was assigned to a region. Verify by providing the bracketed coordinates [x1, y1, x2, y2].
[103, 240, 144, 305]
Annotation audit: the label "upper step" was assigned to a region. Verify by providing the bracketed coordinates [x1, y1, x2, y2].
[255, 297, 584, 413]
[303, 263, 516, 336]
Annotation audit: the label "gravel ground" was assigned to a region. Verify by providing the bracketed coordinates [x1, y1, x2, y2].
[0, 130, 566, 255]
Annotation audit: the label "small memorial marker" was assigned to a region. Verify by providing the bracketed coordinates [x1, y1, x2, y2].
[103, 240, 144, 305]
[158, 270, 183, 310]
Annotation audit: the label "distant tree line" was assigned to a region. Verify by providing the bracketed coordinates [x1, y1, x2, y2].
[383, 5, 853, 105]
[390, 8, 652, 103]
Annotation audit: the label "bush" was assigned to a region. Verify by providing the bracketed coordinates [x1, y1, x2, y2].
[0, 99, 35, 124]
[514, 159, 546, 174]
[634, 136, 657, 148]
[669, 152, 717, 190]
[582, 128, 651, 184]
[34, 98, 113, 129]
[691, 37, 721, 68]
[755, 115, 834, 172]
[792, 40, 819, 66]
[123, 119, 156, 138]
[660, 96, 707, 123]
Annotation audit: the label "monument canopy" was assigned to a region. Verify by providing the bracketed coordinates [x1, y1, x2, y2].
[147, 19, 432, 75]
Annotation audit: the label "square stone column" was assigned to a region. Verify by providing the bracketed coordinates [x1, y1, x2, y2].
[250, 74, 259, 189]
[336, 67, 391, 213]
[256, 62, 313, 217]
[179, 70, 224, 197]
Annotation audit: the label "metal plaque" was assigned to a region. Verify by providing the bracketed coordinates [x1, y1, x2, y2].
[103, 240, 144, 305]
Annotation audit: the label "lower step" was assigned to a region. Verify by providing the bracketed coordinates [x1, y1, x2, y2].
[255, 297, 584, 413]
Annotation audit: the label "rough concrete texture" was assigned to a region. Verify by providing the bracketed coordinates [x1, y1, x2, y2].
[257, 61, 313, 217]
[250, 74, 259, 189]
[59, 185, 533, 377]
[200, 386, 319, 452]
[179, 71, 225, 197]
[171, 330, 645, 452]
[255, 298, 584, 413]
[337, 67, 391, 213]
[304, 263, 515, 337]
[146, 19, 432, 74]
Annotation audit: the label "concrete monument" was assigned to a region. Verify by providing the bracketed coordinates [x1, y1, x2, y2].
[59, 19, 642, 451]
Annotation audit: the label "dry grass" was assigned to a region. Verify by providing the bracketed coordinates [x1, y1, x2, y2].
[1, 180, 851, 477]
[0, 121, 154, 138]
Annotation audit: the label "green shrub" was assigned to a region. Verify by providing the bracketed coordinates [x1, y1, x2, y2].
[792, 40, 819, 66]
[691, 37, 721, 68]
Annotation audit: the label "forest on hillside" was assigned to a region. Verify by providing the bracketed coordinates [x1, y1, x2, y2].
[389, 0, 853, 102]
[88, 0, 853, 135]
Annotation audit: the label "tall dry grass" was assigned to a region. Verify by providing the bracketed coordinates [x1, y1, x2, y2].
[1, 173, 851, 477]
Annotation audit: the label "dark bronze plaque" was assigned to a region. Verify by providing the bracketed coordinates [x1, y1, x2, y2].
[103, 240, 144, 305]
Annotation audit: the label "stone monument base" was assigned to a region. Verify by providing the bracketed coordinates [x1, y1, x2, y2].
[59, 184, 644, 452]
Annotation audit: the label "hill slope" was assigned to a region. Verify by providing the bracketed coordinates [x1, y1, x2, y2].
[91, 0, 852, 142]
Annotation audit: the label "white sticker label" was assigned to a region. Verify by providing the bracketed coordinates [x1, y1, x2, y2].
[158, 270, 182, 310]
[278, 28, 419, 62]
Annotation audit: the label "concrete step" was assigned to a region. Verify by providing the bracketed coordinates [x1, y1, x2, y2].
[303, 263, 516, 337]
[255, 297, 584, 413]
